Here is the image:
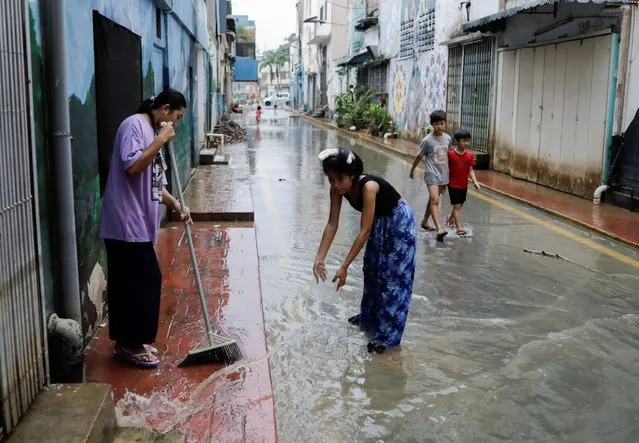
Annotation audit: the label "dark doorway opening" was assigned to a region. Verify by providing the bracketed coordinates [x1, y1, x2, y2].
[93, 11, 143, 194]
[189, 66, 197, 167]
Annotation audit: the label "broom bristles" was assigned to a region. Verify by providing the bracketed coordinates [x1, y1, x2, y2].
[178, 336, 243, 367]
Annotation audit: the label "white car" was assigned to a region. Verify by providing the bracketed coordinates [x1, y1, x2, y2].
[263, 92, 290, 107]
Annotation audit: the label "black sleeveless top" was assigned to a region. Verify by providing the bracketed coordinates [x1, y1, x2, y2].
[344, 175, 401, 217]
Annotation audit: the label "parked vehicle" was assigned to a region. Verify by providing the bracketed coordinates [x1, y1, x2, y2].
[263, 92, 290, 107]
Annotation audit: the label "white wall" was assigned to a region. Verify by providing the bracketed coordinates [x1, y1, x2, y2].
[330, 0, 348, 60]
[468, 0, 500, 22]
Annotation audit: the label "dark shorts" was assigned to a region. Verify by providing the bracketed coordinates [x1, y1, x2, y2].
[448, 186, 468, 206]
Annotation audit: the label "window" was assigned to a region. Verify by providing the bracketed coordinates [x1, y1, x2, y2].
[319, 6, 324, 22]
[399, 18, 414, 60]
[416, 8, 435, 53]
[357, 62, 389, 99]
[155, 7, 162, 39]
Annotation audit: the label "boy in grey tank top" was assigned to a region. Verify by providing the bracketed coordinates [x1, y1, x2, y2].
[409, 110, 451, 241]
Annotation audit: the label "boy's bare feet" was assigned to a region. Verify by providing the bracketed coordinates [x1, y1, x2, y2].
[446, 214, 454, 227]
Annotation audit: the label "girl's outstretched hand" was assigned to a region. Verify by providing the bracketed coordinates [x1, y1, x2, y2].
[313, 260, 327, 283]
[332, 266, 347, 291]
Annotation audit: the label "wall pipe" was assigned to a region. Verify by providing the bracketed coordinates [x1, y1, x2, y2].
[602, 32, 621, 188]
[42, 0, 82, 324]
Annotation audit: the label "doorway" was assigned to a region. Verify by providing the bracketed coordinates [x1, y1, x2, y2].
[93, 12, 143, 194]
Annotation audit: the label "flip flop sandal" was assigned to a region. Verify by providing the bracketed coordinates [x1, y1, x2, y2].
[457, 230, 468, 236]
[421, 223, 437, 231]
[114, 348, 159, 369]
[144, 344, 159, 355]
[436, 231, 448, 242]
[367, 342, 386, 354]
[348, 314, 361, 326]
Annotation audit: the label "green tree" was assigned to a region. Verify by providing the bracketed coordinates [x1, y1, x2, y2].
[261, 49, 277, 87]
[261, 38, 292, 93]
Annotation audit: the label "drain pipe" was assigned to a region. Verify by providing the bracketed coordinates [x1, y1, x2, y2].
[42, 0, 84, 382]
[597, 33, 621, 204]
[596, 5, 632, 204]
[42, 0, 82, 323]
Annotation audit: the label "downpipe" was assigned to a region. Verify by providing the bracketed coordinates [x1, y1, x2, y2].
[596, 5, 632, 204]
[593, 185, 608, 205]
[43, 0, 84, 381]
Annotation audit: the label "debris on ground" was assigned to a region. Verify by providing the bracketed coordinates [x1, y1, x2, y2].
[212, 114, 247, 145]
[523, 249, 612, 277]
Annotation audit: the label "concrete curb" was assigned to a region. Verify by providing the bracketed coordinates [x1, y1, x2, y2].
[301, 115, 639, 251]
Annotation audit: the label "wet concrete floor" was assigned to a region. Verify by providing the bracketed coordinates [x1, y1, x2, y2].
[248, 109, 639, 443]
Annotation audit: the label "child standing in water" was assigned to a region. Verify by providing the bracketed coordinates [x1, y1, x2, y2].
[256, 105, 262, 124]
[409, 110, 451, 241]
[446, 130, 480, 235]
[313, 148, 416, 353]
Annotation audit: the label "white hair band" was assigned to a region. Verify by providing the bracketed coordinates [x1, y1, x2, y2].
[318, 148, 354, 164]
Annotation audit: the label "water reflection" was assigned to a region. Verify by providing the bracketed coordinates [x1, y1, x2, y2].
[248, 114, 639, 443]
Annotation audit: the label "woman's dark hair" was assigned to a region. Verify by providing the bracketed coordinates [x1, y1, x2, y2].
[430, 110, 447, 125]
[454, 129, 472, 141]
[257, 105, 262, 110]
[137, 88, 187, 120]
[322, 148, 364, 178]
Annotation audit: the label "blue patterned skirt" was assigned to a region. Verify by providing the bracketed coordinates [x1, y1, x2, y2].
[359, 200, 416, 347]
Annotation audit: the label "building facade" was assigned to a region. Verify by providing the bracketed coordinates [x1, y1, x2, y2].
[296, 0, 349, 112]
[0, 0, 235, 433]
[232, 15, 258, 103]
[294, 0, 638, 206]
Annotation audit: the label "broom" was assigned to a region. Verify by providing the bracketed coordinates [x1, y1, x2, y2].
[163, 123, 243, 366]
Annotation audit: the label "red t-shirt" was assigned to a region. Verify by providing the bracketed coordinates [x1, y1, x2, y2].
[448, 149, 475, 189]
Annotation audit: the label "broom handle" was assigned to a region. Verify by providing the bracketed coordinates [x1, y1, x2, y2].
[166, 138, 215, 347]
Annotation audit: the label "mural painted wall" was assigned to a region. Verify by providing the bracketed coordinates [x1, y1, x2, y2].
[379, 0, 459, 141]
[28, 1, 55, 316]
[232, 82, 260, 104]
[28, 0, 209, 339]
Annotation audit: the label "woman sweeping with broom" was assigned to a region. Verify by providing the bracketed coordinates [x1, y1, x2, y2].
[313, 148, 417, 353]
[99, 89, 191, 368]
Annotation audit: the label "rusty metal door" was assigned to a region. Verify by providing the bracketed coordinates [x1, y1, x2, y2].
[0, 0, 48, 437]
[446, 39, 494, 153]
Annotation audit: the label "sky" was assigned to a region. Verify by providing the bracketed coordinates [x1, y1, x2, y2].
[231, 0, 298, 53]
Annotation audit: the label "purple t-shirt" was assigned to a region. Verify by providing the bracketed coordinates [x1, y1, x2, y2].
[99, 114, 167, 243]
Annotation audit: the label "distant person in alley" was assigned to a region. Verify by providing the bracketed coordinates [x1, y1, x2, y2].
[99, 89, 191, 369]
[446, 129, 481, 235]
[409, 110, 451, 241]
[256, 105, 262, 124]
[313, 148, 417, 354]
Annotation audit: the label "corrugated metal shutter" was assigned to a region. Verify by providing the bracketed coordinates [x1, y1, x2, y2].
[0, 0, 48, 437]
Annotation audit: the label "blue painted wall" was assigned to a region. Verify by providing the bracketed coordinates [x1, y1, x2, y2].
[29, 0, 211, 338]
[234, 57, 258, 81]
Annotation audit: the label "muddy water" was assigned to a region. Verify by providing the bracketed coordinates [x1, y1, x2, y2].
[248, 112, 639, 443]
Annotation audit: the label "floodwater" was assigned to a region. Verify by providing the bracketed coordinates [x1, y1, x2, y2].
[247, 109, 639, 443]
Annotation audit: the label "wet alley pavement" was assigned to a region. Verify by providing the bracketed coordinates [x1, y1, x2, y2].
[301, 114, 639, 248]
[86, 140, 276, 442]
[249, 110, 639, 442]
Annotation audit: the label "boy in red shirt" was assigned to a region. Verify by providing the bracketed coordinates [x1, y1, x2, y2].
[446, 130, 480, 235]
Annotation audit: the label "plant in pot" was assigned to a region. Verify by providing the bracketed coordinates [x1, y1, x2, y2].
[367, 104, 392, 137]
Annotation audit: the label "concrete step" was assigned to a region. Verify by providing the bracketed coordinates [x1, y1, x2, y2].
[609, 188, 638, 212]
[472, 150, 490, 170]
[112, 428, 185, 443]
[199, 148, 217, 165]
[6, 384, 116, 443]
